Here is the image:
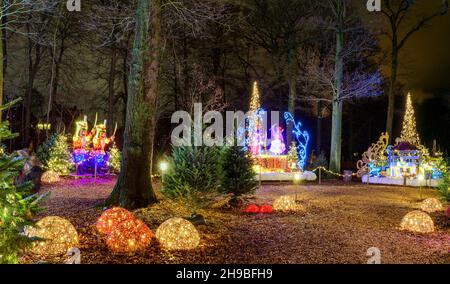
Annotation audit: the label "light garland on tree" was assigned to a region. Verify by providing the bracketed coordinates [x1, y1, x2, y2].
[400, 210, 434, 233]
[47, 134, 74, 175]
[155, 218, 200, 250]
[399, 93, 421, 146]
[108, 143, 121, 173]
[26, 216, 79, 257]
[249, 81, 261, 112]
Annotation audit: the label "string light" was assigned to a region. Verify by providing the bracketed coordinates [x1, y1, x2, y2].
[96, 207, 136, 235]
[400, 210, 434, 233]
[26, 216, 78, 257]
[155, 218, 200, 250]
[273, 195, 301, 212]
[399, 93, 421, 146]
[249, 81, 261, 112]
[419, 198, 443, 213]
[106, 218, 153, 253]
[41, 170, 60, 184]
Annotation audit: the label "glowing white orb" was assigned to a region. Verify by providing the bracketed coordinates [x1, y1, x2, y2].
[419, 198, 443, 213]
[41, 170, 60, 184]
[27, 216, 78, 256]
[400, 210, 434, 233]
[155, 218, 200, 250]
[273, 195, 301, 212]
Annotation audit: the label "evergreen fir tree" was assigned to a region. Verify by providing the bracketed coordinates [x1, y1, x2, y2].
[287, 142, 299, 169]
[108, 143, 121, 173]
[221, 146, 257, 197]
[162, 145, 222, 213]
[0, 100, 43, 264]
[38, 133, 73, 175]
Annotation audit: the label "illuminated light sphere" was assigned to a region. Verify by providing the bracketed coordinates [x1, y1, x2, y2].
[273, 195, 300, 212]
[155, 218, 200, 250]
[106, 218, 154, 253]
[41, 170, 60, 184]
[244, 204, 260, 213]
[419, 198, 443, 213]
[400, 210, 434, 233]
[259, 205, 273, 213]
[96, 207, 136, 235]
[26, 216, 78, 256]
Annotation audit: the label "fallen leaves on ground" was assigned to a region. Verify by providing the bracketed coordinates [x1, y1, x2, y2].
[21, 177, 450, 264]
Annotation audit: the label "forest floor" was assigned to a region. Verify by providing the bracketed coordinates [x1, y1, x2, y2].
[23, 177, 450, 264]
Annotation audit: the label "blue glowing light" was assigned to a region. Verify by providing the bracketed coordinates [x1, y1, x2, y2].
[284, 112, 309, 170]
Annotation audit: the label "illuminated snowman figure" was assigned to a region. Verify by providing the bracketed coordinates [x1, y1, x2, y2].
[269, 125, 286, 155]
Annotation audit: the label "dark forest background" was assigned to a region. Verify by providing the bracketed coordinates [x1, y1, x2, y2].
[2, 0, 449, 171]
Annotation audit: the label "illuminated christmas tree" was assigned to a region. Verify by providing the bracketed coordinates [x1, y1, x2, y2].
[108, 143, 121, 173]
[247, 81, 265, 155]
[287, 142, 299, 169]
[249, 81, 261, 112]
[46, 133, 74, 175]
[400, 93, 421, 146]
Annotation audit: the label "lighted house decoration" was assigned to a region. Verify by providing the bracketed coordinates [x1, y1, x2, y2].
[246, 81, 315, 182]
[357, 93, 443, 187]
[72, 115, 117, 175]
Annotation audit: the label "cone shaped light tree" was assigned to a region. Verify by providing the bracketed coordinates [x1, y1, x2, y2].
[249, 81, 261, 112]
[399, 93, 421, 146]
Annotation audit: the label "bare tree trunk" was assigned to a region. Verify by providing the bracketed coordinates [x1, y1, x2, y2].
[0, 0, 4, 120]
[108, 48, 117, 135]
[287, 45, 296, 147]
[329, 1, 344, 173]
[316, 101, 322, 153]
[386, 36, 398, 142]
[107, 0, 159, 209]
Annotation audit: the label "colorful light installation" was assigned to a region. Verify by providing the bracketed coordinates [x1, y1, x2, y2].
[72, 115, 116, 175]
[268, 125, 286, 155]
[284, 112, 309, 170]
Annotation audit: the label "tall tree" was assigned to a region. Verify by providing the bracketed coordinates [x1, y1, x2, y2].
[381, 0, 449, 141]
[303, 0, 382, 173]
[106, 0, 161, 209]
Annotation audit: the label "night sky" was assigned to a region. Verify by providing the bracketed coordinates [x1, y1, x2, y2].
[360, 0, 450, 153]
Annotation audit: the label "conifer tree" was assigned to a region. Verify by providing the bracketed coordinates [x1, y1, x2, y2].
[0, 100, 43, 264]
[221, 146, 257, 197]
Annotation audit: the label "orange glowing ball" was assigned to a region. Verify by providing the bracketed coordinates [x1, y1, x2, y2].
[96, 207, 136, 235]
[106, 218, 154, 253]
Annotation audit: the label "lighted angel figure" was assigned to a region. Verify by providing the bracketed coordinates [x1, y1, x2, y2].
[269, 125, 286, 155]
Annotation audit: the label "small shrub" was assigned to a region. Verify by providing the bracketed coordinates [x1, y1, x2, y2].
[162, 145, 222, 214]
[220, 146, 257, 198]
[37, 133, 73, 175]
